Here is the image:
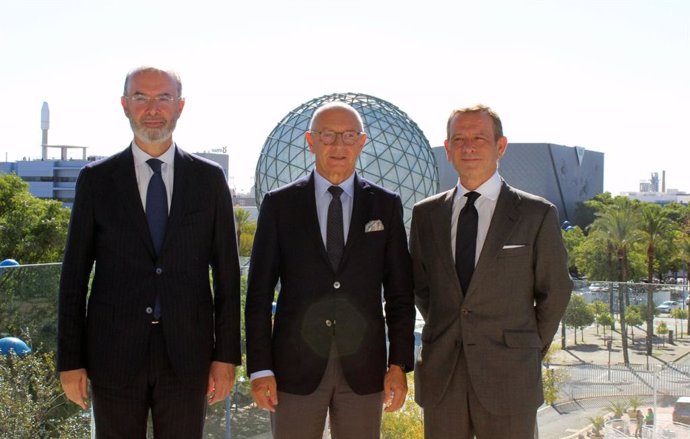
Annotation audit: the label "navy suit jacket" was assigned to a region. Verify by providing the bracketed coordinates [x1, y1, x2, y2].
[245, 172, 415, 395]
[58, 146, 241, 388]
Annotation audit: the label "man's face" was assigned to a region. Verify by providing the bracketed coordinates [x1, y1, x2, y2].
[120, 70, 185, 146]
[444, 111, 507, 190]
[306, 107, 366, 185]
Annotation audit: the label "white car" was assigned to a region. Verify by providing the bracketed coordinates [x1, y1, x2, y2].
[656, 300, 681, 314]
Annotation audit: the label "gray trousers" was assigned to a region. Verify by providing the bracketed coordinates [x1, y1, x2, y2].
[271, 343, 383, 439]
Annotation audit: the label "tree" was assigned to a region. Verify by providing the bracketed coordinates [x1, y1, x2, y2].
[589, 199, 644, 365]
[657, 321, 669, 347]
[671, 308, 688, 338]
[589, 300, 609, 335]
[563, 295, 595, 344]
[234, 207, 256, 257]
[0, 173, 70, 264]
[640, 203, 674, 354]
[597, 312, 614, 339]
[625, 306, 643, 344]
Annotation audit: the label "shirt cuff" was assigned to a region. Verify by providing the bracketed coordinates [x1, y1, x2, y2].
[250, 369, 275, 381]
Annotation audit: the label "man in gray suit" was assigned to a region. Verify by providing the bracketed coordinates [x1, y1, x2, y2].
[410, 105, 572, 438]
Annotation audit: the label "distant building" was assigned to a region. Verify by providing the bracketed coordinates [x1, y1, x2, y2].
[1, 149, 231, 208]
[621, 188, 690, 205]
[433, 143, 605, 223]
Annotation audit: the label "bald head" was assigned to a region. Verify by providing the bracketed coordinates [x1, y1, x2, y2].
[309, 102, 364, 133]
[123, 66, 182, 97]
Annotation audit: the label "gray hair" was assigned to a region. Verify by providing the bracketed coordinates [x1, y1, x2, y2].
[123, 66, 182, 97]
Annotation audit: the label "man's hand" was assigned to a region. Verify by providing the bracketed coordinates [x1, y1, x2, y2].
[251, 376, 278, 412]
[207, 361, 235, 405]
[60, 368, 89, 410]
[383, 365, 407, 412]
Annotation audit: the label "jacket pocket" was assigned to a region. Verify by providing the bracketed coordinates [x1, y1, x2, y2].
[503, 330, 542, 348]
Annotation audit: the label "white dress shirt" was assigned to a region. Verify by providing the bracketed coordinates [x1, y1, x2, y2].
[131, 141, 176, 213]
[450, 171, 502, 266]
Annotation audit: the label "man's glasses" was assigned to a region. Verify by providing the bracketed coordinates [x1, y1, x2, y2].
[124, 94, 181, 106]
[311, 130, 363, 146]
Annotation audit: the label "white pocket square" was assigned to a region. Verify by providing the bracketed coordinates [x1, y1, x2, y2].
[365, 219, 384, 232]
[502, 244, 525, 249]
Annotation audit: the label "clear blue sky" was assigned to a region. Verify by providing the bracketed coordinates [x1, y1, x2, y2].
[2, 0, 688, 194]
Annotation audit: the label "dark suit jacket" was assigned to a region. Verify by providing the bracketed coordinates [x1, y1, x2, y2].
[410, 182, 572, 415]
[57, 146, 241, 389]
[245, 172, 415, 396]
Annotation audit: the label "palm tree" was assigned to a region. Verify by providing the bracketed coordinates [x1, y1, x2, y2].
[589, 200, 643, 365]
[234, 207, 252, 245]
[640, 204, 673, 355]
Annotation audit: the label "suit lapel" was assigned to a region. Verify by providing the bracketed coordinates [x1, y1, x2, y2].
[339, 174, 372, 270]
[429, 189, 463, 294]
[159, 147, 193, 257]
[112, 147, 156, 259]
[470, 182, 521, 293]
[302, 173, 332, 268]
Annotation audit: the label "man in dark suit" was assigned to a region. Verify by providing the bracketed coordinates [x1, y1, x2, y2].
[57, 66, 241, 439]
[410, 105, 572, 438]
[245, 102, 415, 439]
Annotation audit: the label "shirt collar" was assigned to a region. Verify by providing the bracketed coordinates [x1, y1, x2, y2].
[313, 169, 356, 199]
[131, 141, 176, 168]
[455, 171, 502, 202]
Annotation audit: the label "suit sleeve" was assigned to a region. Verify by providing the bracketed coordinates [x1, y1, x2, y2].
[244, 193, 281, 375]
[209, 167, 242, 364]
[534, 204, 573, 355]
[57, 167, 95, 371]
[410, 204, 430, 322]
[383, 195, 416, 370]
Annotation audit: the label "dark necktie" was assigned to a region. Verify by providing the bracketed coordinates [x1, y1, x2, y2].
[326, 186, 344, 271]
[146, 158, 167, 319]
[455, 191, 480, 293]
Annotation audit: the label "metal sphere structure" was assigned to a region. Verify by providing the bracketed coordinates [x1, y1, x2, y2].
[254, 93, 439, 228]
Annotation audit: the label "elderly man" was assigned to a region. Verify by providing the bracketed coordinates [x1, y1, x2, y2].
[410, 105, 572, 438]
[58, 66, 241, 438]
[245, 102, 415, 439]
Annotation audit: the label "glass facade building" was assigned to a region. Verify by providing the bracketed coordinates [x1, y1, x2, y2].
[255, 92, 439, 228]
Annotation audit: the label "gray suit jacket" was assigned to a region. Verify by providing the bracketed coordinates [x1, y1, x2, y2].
[410, 181, 572, 415]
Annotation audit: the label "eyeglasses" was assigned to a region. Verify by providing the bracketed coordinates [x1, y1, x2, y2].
[311, 130, 363, 145]
[124, 94, 181, 106]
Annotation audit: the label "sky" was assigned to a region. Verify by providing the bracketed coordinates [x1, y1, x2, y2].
[1, 0, 688, 194]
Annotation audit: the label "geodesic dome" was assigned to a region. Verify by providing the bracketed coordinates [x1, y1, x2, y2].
[254, 92, 439, 228]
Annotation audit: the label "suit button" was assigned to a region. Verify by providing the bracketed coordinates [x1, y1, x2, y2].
[155, 267, 163, 275]
[145, 307, 153, 315]
[325, 320, 333, 327]
[461, 308, 471, 316]
[333, 281, 341, 289]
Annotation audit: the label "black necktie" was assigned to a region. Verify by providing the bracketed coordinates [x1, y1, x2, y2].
[455, 191, 480, 293]
[327, 186, 344, 271]
[146, 158, 167, 319]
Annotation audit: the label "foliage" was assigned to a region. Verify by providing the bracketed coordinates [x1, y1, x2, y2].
[671, 308, 688, 337]
[542, 346, 569, 406]
[596, 312, 614, 337]
[0, 173, 70, 264]
[657, 321, 669, 346]
[0, 349, 89, 439]
[587, 415, 606, 434]
[234, 207, 256, 257]
[381, 373, 424, 439]
[607, 399, 628, 418]
[563, 295, 595, 344]
[625, 306, 643, 342]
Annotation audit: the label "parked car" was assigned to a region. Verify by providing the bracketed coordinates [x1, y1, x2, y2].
[673, 396, 690, 424]
[656, 300, 682, 314]
[589, 283, 610, 292]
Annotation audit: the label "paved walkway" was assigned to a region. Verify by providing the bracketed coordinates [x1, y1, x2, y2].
[538, 318, 690, 438]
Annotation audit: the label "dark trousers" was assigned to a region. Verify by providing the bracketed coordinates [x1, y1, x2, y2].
[91, 324, 208, 439]
[423, 350, 536, 439]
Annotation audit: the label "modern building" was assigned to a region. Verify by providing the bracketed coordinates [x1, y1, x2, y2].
[1, 150, 231, 208]
[433, 143, 604, 223]
[254, 92, 439, 228]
